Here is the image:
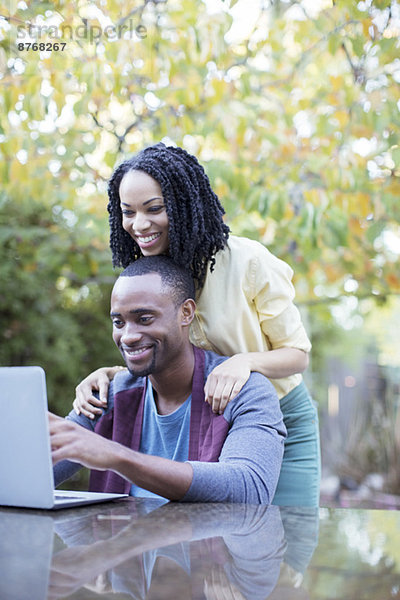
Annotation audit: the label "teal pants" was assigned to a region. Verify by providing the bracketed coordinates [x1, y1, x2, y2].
[272, 382, 321, 507]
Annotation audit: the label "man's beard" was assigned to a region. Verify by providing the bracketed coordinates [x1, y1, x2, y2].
[125, 346, 157, 378]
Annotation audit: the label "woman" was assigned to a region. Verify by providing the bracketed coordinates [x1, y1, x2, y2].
[74, 142, 320, 507]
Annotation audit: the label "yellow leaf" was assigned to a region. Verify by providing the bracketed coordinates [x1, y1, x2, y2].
[348, 192, 371, 218]
[335, 110, 349, 127]
[348, 216, 364, 237]
[303, 189, 320, 206]
[330, 76, 343, 92]
[362, 18, 372, 38]
[89, 258, 99, 275]
[325, 264, 340, 283]
[53, 90, 65, 113]
[284, 204, 295, 220]
[2, 0, 19, 17]
[386, 273, 400, 290]
[9, 159, 23, 183]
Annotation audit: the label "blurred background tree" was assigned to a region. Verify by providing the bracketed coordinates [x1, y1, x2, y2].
[1, 0, 399, 493]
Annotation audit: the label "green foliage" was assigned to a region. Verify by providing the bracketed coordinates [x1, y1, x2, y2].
[0, 192, 120, 412]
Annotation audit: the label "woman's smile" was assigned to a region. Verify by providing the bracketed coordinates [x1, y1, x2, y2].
[135, 232, 162, 248]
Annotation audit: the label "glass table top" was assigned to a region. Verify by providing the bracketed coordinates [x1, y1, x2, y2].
[0, 499, 399, 599]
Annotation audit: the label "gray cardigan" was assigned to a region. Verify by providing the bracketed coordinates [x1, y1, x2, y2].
[54, 347, 286, 503]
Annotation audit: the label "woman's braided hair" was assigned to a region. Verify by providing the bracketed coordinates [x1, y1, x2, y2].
[108, 142, 230, 287]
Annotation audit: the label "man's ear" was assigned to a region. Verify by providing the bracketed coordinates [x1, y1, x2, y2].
[180, 298, 196, 327]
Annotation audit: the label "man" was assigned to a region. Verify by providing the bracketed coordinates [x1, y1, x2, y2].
[50, 256, 286, 503]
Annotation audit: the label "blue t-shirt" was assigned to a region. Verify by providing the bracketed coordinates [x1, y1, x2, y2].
[130, 382, 192, 499]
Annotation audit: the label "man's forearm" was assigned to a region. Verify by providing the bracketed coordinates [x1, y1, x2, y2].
[109, 443, 193, 500]
[50, 413, 193, 500]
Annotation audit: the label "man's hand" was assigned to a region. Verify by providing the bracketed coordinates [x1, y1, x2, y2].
[204, 354, 251, 415]
[48, 413, 115, 471]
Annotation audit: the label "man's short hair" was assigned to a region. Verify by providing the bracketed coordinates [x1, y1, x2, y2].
[119, 256, 196, 307]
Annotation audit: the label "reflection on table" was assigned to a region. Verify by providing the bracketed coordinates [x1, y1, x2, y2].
[1, 499, 399, 600]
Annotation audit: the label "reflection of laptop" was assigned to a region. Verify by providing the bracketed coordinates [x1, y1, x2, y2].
[0, 511, 54, 600]
[0, 366, 128, 509]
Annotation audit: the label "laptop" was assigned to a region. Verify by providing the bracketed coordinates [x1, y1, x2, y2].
[0, 366, 128, 509]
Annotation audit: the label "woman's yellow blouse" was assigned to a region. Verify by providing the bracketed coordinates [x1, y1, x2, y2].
[189, 236, 311, 399]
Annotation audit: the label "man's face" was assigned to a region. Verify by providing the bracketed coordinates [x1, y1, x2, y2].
[110, 273, 186, 377]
